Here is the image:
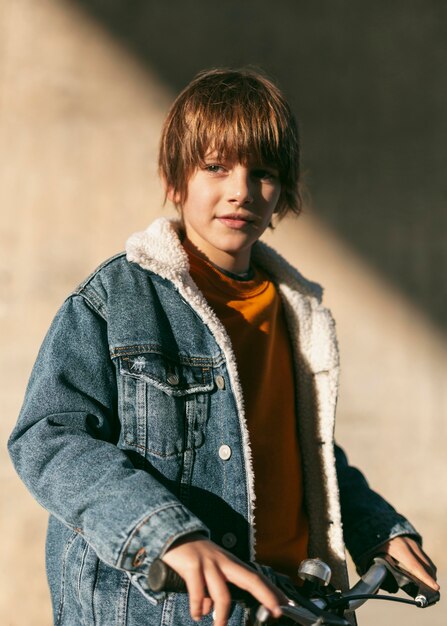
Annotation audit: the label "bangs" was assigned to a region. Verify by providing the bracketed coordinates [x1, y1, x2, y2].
[159, 68, 301, 218]
[183, 82, 293, 173]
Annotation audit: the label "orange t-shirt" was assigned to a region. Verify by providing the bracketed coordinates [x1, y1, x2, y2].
[185, 241, 308, 579]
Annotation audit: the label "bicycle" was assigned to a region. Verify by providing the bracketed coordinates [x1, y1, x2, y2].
[148, 552, 440, 625]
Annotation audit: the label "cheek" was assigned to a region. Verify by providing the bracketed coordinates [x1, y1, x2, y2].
[181, 193, 215, 230]
[187, 182, 217, 208]
[263, 185, 282, 208]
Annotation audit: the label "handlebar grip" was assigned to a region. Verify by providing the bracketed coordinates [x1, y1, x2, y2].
[147, 559, 257, 606]
[148, 559, 187, 593]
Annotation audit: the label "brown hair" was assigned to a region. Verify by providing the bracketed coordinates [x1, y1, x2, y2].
[158, 68, 301, 219]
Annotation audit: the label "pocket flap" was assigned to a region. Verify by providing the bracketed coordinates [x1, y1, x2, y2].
[119, 352, 214, 396]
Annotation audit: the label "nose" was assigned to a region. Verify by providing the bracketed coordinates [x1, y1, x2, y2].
[227, 167, 254, 206]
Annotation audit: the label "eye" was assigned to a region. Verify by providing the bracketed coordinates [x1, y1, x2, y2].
[204, 164, 226, 174]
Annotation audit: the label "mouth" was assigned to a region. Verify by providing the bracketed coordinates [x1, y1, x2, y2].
[216, 213, 256, 229]
[217, 213, 255, 230]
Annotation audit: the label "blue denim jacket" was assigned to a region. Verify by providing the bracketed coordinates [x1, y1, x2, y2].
[8, 218, 418, 626]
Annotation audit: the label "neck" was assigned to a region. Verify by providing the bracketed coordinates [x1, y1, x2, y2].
[182, 237, 251, 275]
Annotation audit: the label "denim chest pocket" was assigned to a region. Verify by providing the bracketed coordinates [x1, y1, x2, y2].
[117, 351, 215, 458]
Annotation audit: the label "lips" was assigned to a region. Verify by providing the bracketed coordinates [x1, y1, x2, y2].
[217, 212, 255, 223]
[217, 213, 255, 230]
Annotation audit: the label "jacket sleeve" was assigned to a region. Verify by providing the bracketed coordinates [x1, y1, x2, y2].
[8, 295, 209, 601]
[334, 443, 421, 568]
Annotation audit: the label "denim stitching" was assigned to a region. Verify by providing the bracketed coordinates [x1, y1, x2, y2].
[56, 531, 79, 626]
[161, 594, 176, 626]
[90, 556, 100, 626]
[118, 504, 189, 567]
[135, 378, 147, 454]
[116, 573, 130, 626]
[81, 290, 107, 320]
[76, 540, 89, 611]
[111, 345, 223, 367]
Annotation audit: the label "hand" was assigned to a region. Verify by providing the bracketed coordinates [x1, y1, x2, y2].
[162, 535, 286, 625]
[379, 536, 440, 591]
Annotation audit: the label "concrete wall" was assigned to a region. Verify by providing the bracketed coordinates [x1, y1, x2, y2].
[1, 1, 445, 624]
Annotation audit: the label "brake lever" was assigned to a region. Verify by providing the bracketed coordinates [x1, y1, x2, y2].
[253, 600, 350, 626]
[372, 555, 440, 607]
[279, 603, 350, 626]
[252, 601, 349, 626]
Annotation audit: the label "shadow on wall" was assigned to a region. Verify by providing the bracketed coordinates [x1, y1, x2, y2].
[70, 0, 447, 331]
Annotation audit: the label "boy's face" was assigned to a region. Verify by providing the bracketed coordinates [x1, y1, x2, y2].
[172, 152, 281, 273]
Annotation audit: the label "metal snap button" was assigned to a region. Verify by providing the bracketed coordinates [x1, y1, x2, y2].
[222, 532, 237, 549]
[132, 547, 146, 567]
[218, 444, 232, 461]
[167, 373, 179, 385]
[215, 375, 225, 390]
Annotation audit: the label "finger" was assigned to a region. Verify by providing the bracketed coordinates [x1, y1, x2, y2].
[183, 566, 207, 622]
[389, 540, 440, 590]
[410, 564, 440, 591]
[407, 542, 438, 575]
[204, 563, 232, 626]
[202, 597, 213, 616]
[221, 561, 284, 618]
[406, 555, 440, 591]
[410, 550, 438, 581]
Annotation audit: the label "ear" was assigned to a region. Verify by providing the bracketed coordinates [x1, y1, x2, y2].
[160, 172, 179, 204]
[166, 185, 181, 205]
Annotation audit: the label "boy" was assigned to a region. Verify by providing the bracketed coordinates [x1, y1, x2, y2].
[8, 68, 438, 626]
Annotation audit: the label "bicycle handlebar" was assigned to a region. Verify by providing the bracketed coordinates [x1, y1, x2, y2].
[341, 561, 388, 611]
[147, 558, 350, 625]
[147, 555, 440, 625]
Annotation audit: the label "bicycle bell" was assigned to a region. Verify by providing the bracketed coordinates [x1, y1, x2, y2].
[298, 558, 332, 587]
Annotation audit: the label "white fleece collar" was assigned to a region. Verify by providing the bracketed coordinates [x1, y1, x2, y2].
[126, 217, 191, 282]
[126, 216, 338, 375]
[126, 216, 323, 299]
